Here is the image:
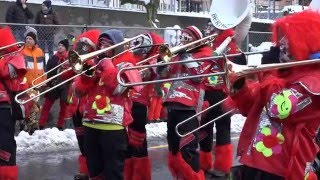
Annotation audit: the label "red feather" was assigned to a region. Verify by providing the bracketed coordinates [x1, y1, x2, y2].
[272, 10, 320, 61]
[0, 26, 18, 54]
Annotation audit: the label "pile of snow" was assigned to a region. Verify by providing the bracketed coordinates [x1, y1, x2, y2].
[15, 114, 245, 153]
[15, 128, 78, 153]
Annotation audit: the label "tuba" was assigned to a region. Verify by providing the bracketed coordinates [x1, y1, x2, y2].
[209, 0, 252, 30]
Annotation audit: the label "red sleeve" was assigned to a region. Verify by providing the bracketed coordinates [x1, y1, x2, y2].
[228, 84, 254, 116]
[73, 76, 96, 96]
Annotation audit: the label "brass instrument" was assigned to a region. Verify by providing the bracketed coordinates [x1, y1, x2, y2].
[0, 42, 25, 58]
[14, 34, 147, 105]
[158, 33, 218, 63]
[175, 55, 320, 137]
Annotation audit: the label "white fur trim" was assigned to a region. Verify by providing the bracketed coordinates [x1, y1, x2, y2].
[78, 37, 96, 50]
[189, 26, 203, 39]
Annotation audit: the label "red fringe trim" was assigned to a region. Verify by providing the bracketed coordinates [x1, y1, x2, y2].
[132, 157, 152, 180]
[78, 155, 89, 175]
[213, 144, 233, 173]
[199, 151, 213, 171]
[124, 158, 133, 180]
[168, 152, 205, 180]
[0, 166, 18, 180]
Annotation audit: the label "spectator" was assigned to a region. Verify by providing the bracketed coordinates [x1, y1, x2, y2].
[5, 0, 34, 41]
[35, 0, 60, 59]
[22, 26, 46, 88]
[38, 39, 70, 130]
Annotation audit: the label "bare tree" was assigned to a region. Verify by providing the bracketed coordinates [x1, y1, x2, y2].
[120, 0, 160, 28]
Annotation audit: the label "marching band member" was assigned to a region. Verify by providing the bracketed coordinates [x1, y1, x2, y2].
[38, 39, 70, 130]
[198, 20, 240, 177]
[157, 25, 212, 180]
[124, 32, 164, 180]
[0, 26, 34, 179]
[225, 10, 320, 179]
[73, 29, 142, 179]
[63, 29, 101, 180]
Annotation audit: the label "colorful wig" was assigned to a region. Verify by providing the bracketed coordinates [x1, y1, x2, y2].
[272, 10, 320, 61]
[0, 26, 18, 54]
[73, 29, 101, 51]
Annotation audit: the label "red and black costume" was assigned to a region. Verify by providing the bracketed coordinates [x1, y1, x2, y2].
[38, 39, 70, 130]
[225, 11, 320, 180]
[0, 27, 33, 179]
[158, 26, 212, 180]
[74, 29, 142, 179]
[124, 32, 164, 180]
[63, 29, 101, 179]
[199, 28, 239, 175]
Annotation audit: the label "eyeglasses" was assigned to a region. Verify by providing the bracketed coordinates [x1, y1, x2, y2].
[179, 34, 193, 42]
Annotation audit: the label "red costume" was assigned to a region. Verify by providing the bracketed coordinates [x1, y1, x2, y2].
[198, 28, 240, 176]
[124, 32, 164, 180]
[160, 26, 212, 180]
[74, 29, 142, 179]
[0, 26, 33, 179]
[63, 29, 101, 180]
[226, 11, 320, 180]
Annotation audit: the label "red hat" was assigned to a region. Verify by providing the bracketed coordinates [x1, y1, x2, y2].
[0, 26, 18, 54]
[181, 26, 203, 41]
[272, 10, 320, 61]
[73, 29, 101, 51]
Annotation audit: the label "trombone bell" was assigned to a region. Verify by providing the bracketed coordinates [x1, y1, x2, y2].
[68, 50, 83, 74]
[159, 45, 172, 63]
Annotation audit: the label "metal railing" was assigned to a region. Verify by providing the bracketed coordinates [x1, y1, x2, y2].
[1, 23, 272, 57]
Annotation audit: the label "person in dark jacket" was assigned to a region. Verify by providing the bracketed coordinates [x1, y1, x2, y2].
[35, 0, 60, 59]
[38, 39, 69, 130]
[5, 0, 34, 41]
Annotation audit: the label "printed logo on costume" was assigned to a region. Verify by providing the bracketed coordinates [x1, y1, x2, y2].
[91, 95, 124, 125]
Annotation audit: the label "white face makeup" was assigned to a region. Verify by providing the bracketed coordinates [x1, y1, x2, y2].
[279, 36, 291, 62]
[179, 32, 193, 44]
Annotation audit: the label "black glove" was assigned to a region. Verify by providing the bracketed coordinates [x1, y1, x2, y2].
[157, 56, 167, 75]
[261, 46, 280, 64]
[83, 63, 95, 77]
[233, 53, 247, 65]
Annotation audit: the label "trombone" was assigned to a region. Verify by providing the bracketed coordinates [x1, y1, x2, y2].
[14, 34, 147, 105]
[175, 98, 235, 138]
[176, 53, 320, 137]
[0, 42, 25, 58]
[30, 42, 166, 86]
[158, 33, 218, 63]
[117, 50, 267, 87]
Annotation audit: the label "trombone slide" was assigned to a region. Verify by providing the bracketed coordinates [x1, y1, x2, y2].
[175, 98, 234, 138]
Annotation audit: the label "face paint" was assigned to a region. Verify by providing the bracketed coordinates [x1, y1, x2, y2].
[279, 36, 291, 62]
[179, 32, 193, 45]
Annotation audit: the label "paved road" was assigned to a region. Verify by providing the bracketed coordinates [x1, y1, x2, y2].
[17, 136, 240, 180]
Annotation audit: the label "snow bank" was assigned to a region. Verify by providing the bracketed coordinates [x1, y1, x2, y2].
[15, 115, 245, 153]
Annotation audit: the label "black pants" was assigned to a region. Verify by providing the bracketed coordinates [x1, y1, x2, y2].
[84, 127, 127, 179]
[235, 165, 284, 180]
[127, 102, 148, 158]
[167, 109, 200, 172]
[0, 108, 16, 166]
[199, 90, 231, 152]
[72, 110, 85, 155]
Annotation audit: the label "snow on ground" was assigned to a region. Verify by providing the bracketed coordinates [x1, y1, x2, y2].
[15, 115, 245, 153]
